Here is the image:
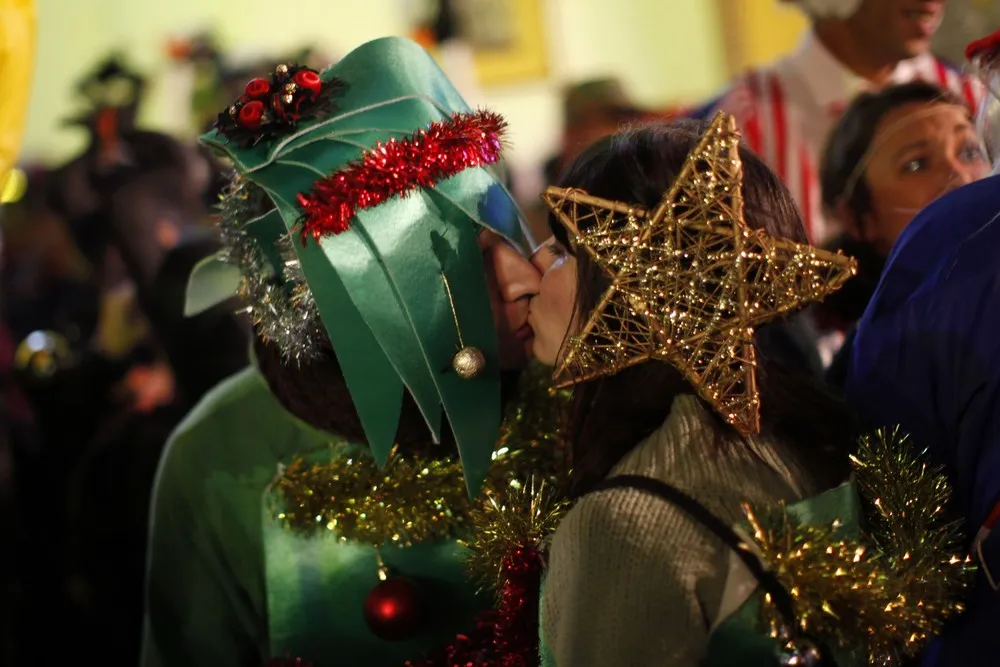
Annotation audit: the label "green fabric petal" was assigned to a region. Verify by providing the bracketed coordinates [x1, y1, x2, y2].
[184, 251, 241, 317]
[266, 194, 406, 463]
[258, 165, 445, 448]
[353, 192, 501, 494]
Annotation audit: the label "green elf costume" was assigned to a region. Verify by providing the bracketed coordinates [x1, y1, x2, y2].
[140, 36, 565, 667]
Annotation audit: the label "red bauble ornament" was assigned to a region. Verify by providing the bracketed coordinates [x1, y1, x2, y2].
[245, 77, 271, 99]
[293, 69, 323, 97]
[238, 100, 266, 129]
[363, 578, 424, 641]
[266, 658, 314, 667]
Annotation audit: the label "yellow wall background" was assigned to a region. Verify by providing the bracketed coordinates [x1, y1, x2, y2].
[21, 0, 753, 178]
[718, 0, 808, 76]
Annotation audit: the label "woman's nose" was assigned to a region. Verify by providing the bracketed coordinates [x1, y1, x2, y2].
[945, 157, 982, 188]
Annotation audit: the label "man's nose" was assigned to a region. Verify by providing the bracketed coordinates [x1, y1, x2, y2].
[501, 251, 542, 301]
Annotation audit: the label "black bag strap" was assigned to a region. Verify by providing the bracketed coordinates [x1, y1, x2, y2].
[587, 474, 836, 665]
[588, 475, 797, 624]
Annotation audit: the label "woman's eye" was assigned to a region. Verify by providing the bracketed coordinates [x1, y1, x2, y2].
[902, 157, 927, 173]
[959, 142, 986, 163]
[547, 243, 567, 258]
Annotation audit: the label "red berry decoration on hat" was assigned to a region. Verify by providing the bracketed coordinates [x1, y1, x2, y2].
[215, 63, 345, 147]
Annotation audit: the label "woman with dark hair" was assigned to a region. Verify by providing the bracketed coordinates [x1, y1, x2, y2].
[527, 117, 861, 665]
[817, 81, 989, 385]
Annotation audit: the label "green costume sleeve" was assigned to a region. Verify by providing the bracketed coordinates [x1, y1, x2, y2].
[141, 423, 264, 667]
[140, 367, 330, 667]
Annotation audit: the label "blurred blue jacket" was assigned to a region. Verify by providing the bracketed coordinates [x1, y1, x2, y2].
[846, 174, 1000, 666]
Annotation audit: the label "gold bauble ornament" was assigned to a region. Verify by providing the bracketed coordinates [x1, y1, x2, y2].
[452, 346, 486, 379]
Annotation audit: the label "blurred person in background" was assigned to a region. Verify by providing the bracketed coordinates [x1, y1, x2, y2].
[519, 78, 678, 242]
[700, 0, 982, 245]
[542, 78, 650, 187]
[45, 54, 245, 406]
[816, 80, 989, 385]
[8, 53, 248, 666]
[844, 29, 1000, 665]
[0, 0, 35, 662]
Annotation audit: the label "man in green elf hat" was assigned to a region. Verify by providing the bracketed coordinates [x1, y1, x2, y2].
[140, 36, 558, 667]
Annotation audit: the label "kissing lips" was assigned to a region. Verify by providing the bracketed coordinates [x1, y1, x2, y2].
[513, 322, 534, 342]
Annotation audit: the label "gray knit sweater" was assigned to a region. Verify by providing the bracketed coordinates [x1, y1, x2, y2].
[540, 395, 818, 666]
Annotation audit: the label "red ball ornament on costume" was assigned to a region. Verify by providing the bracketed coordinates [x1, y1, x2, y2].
[293, 69, 322, 97]
[363, 578, 423, 641]
[245, 77, 271, 99]
[238, 100, 266, 129]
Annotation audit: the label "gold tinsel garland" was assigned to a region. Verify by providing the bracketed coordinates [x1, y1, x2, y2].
[270, 363, 571, 547]
[463, 479, 571, 597]
[747, 428, 974, 665]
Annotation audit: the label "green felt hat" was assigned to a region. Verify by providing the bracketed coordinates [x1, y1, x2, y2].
[187, 37, 531, 493]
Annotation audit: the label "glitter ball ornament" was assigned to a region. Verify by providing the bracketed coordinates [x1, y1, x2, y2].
[364, 578, 424, 641]
[452, 346, 486, 379]
[266, 657, 314, 667]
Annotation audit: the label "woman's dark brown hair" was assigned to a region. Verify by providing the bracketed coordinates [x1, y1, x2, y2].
[551, 119, 857, 497]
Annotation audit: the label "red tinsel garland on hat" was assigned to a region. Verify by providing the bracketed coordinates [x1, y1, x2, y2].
[295, 110, 506, 241]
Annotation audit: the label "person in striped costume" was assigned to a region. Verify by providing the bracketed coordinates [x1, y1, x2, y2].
[698, 0, 983, 245]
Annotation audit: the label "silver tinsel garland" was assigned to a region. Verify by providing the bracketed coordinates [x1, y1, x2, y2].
[217, 176, 326, 363]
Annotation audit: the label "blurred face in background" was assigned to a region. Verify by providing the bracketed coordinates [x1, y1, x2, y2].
[846, 0, 946, 63]
[562, 110, 625, 165]
[858, 100, 987, 253]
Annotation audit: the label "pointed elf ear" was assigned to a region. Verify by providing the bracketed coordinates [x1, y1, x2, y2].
[184, 251, 241, 317]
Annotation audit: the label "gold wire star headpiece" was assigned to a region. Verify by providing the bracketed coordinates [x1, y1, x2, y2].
[542, 112, 857, 436]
